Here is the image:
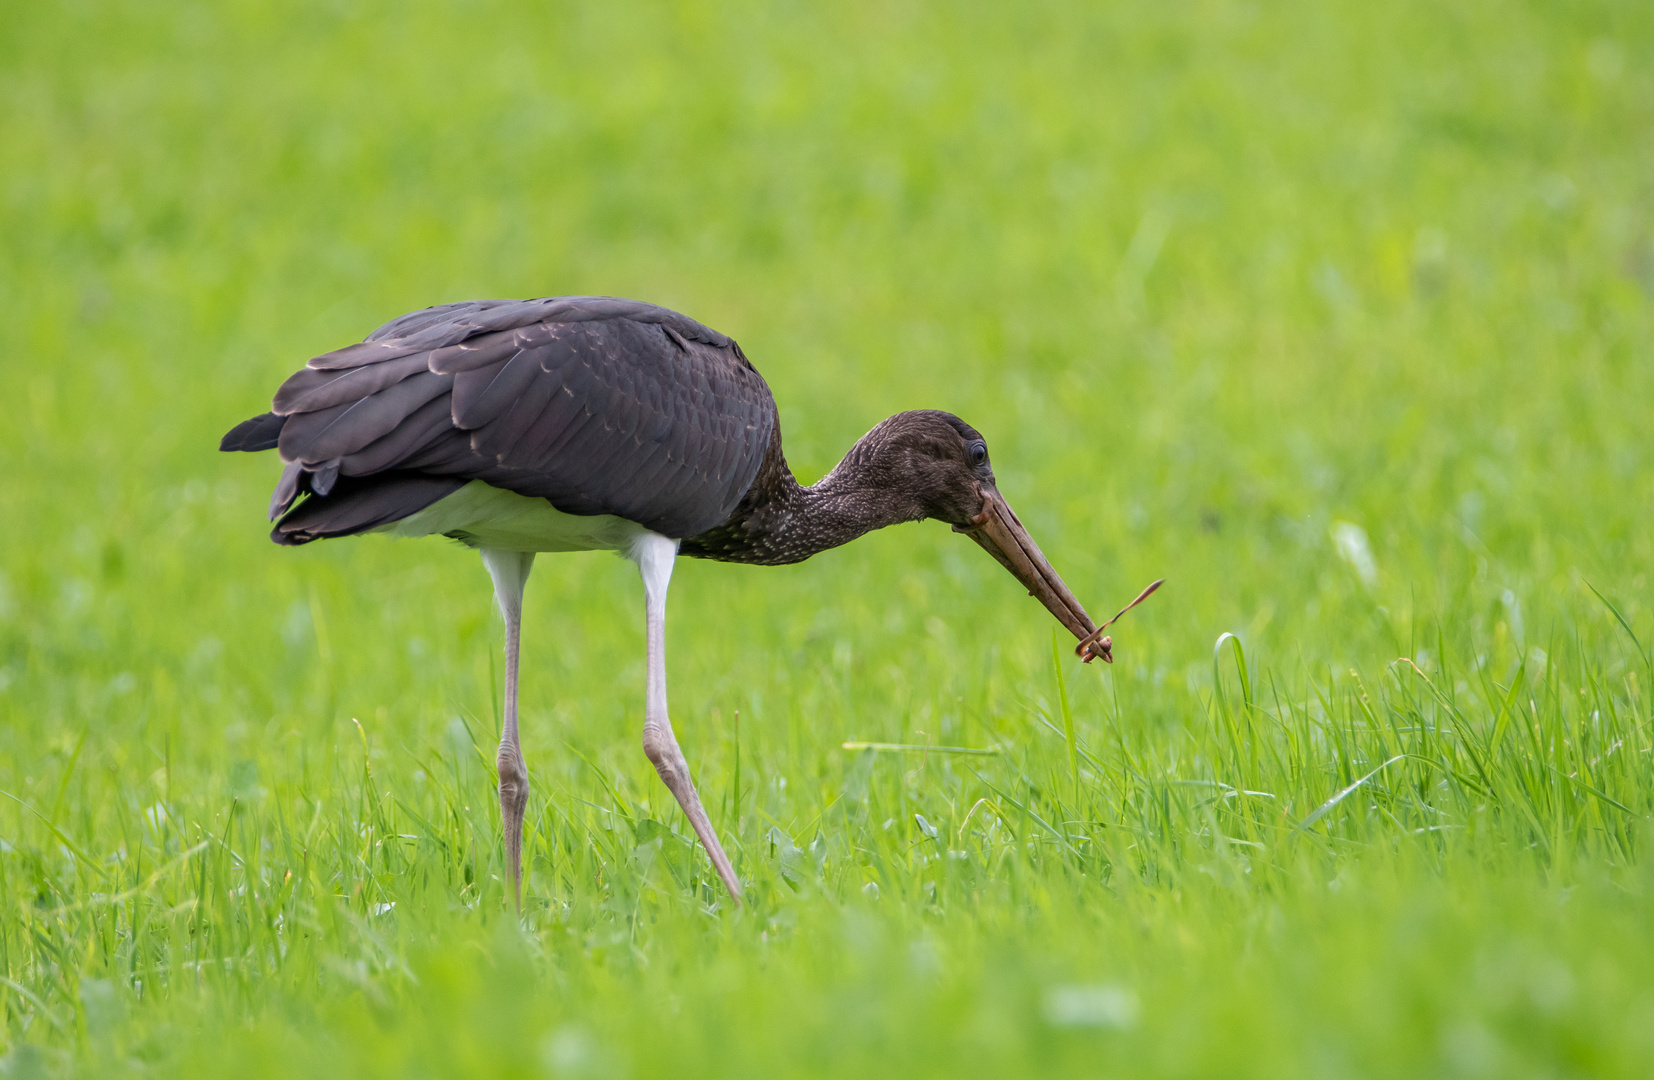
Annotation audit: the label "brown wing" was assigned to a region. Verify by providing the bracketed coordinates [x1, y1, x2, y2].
[221, 297, 777, 543]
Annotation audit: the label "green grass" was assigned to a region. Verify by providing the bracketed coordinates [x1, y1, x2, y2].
[3, 0, 1654, 1075]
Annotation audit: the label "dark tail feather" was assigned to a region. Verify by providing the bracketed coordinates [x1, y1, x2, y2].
[271, 473, 465, 546]
[221, 412, 287, 452]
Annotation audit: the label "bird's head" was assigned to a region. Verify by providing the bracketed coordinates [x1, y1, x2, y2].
[846, 410, 1109, 661]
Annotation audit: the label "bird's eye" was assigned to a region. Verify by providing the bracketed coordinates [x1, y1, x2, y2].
[967, 441, 988, 465]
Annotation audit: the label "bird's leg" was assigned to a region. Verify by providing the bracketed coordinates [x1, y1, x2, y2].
[631, 533, 743, 902]
[481, 548, 535, 910]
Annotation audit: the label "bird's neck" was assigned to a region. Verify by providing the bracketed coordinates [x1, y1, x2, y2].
[678, 429, 919, 565]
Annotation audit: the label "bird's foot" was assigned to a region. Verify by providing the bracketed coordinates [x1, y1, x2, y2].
[497, 742, 529, 909]
[643, 724, 742, 903]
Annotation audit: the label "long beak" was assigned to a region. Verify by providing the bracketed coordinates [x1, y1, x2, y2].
[954, 485, 1111, 663]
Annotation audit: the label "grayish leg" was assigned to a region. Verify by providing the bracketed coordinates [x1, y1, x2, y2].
[630, 532, 743, 901]
[481, 548, 535, 909]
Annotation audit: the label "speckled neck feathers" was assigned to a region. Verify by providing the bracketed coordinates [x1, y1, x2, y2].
[678, 421, 926, 565]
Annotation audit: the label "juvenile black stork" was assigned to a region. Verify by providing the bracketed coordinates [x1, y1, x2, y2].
[222, 296, 1111, 905]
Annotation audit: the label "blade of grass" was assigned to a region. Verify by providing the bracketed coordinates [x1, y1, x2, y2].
[1299, 755, 1405, 830]
[1053, 632, 1079, 797]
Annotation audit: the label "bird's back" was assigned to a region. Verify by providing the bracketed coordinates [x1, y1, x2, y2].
[221, 297, 777, 543]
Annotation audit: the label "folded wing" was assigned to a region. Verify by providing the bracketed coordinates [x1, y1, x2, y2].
[222, 296, 777, 544]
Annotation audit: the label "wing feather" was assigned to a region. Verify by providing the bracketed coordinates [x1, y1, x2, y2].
[341, 393, 456, 477]
[428, 325, 544, 375]
[269, 461, 304, 519]
[397, 429, 477, 472]
[451, 349, 544, 430]
[273, 474, 466, 545]
[471, 366, 559, 464]
[278, 370, 454, 464]
[274, 354, 432, 414]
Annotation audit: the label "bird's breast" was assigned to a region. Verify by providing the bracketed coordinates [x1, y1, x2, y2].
[374, 480, 649, 553]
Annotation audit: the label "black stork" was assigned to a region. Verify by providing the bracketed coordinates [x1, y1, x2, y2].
[222, 295, 1113, 906]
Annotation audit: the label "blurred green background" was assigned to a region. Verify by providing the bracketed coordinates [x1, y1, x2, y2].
[2, 1, 1653, 1076]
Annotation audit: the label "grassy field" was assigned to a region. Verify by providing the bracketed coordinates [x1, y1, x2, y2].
[3, 0, 1653, 1075]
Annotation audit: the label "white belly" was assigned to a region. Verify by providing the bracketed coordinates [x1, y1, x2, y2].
[374, 480, 648, 553]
